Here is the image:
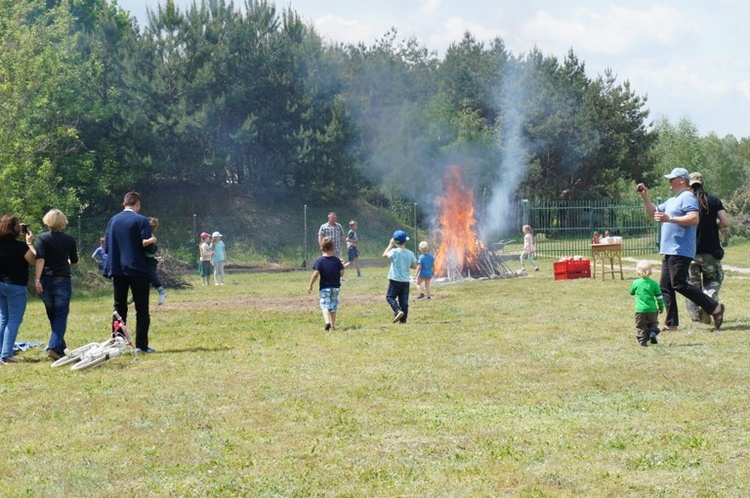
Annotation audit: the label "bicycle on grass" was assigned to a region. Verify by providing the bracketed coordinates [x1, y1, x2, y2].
[51, 310, 138, 370]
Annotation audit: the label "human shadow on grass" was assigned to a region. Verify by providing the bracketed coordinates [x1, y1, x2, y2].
[149, 346, 232, 355]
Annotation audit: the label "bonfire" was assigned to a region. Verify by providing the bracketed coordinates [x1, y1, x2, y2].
[433, 166, 513, 280]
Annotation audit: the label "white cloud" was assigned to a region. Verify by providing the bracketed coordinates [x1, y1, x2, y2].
[421, 0, 442, 16]
[737, 81, 750, 101]
[312, 15, 385, 46]
[518, 5, 700, 56]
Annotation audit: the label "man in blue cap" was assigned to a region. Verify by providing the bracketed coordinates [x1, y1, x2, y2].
[382, 230, 417, 324]
[637, 168, 725, 332]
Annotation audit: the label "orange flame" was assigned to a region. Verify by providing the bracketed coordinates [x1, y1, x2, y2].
[434, 166, 485, 276]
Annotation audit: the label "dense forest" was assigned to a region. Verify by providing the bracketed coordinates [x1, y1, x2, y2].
[2, 0, 750, 233]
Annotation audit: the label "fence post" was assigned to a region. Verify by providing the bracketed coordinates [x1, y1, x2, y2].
[656, 197, 662, 252]
[303, 204, 308, 268]
[522, 199, 530, 226]
[413, 202, 418, 253]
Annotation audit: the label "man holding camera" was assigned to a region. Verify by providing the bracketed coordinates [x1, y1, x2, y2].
[637, 167, 725, 331]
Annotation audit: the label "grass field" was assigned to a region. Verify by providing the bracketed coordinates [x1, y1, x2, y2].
[3, 244, 750, 496]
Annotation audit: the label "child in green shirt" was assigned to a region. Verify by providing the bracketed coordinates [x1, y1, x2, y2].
[629, 260, 665, 347]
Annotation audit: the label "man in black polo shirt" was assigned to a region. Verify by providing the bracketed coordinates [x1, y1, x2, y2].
[104, 191, 154, 352]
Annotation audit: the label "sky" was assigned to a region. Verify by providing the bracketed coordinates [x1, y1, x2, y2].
[118, 0, 750, 138]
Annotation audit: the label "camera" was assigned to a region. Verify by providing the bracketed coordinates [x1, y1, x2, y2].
[20, 223, 28, 234]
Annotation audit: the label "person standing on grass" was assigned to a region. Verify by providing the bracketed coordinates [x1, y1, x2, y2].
[104, 191, 154, 353]
[346, 220, 362, 277]
[637, 167, 725, 332]
[629, 260, 664, 347]
[520, 225, 540, 272]
[686, 172, 729, 324]
[34, 209, 78, 360]
[383, 230, 417, 324]
[198, 232, 213, 286]
[415, 241, 434, 300]
[318, 212, 346, 259]
[0, 216, 36, 365]
[92, 237, 107, 275]
[308, 237, 345, 331]
[211, 231, 226, 285]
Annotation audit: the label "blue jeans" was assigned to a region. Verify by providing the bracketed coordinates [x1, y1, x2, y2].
[386, 279, 410, 323]
[0, 282, 28, 358]
[40, 276, 72, 355]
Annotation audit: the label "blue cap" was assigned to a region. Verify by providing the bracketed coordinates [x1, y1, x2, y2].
[393, 230, 409, 243]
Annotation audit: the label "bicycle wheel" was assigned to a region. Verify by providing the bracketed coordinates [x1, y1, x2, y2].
[71, 351, 110, 371]
[51, 343, 99, 368]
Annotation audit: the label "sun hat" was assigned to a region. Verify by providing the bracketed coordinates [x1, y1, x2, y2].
[689, 172, 703, 186]
[212, 231, 222, 238]
[393, 230, 409, 243]
[663, 167, 690, 181]
[200, 232, 210, 238]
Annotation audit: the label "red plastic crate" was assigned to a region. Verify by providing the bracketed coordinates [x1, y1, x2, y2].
[554, 259, 591, 280]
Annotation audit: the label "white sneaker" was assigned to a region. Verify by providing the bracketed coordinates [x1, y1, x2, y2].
[158, 291, 167, 305]
[392, 310, 405, 323]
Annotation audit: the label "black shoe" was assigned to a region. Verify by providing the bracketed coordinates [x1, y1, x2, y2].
[649, 332, 658, 344]
[325, 323, 331, 331]
[639, 341, 648, 347]
[712, 303, 725, 330]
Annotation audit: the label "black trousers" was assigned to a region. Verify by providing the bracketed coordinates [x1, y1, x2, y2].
[386, 279, 410, 323]
[660, 255, 718, 327]
[113, 275, 151, 350]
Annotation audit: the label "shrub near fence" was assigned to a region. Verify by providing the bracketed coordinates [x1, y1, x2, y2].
[65, 199, 659, 274]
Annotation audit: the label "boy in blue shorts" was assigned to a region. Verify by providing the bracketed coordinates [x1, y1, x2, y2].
[308, 237, 345, 331]
[383, 230, 417, 324]
[415, 241, 435, 299]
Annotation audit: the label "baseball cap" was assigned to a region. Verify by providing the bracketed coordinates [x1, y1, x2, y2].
[212, 231, 222, 238]
[689, 172, 703, 186]
[200, 232, 210, 238]
[393, 230, 409, 243]
[663, 167, 690, 181]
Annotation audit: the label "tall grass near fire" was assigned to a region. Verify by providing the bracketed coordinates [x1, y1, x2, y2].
[3, 245, 750, 496]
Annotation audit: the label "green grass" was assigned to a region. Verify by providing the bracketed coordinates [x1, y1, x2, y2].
[3, 249, 750, 496]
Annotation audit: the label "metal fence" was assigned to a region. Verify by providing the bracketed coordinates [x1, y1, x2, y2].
[521, 198, 660, 258]
[63, 199, 659, 271]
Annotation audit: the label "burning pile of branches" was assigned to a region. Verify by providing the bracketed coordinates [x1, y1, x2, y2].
[433, 166, 514, 280]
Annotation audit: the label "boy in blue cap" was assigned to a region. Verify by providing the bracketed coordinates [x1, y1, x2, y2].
[382, 230, 417, 323]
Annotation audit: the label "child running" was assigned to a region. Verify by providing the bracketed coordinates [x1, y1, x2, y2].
[382, 230, 417, 324]
[520, 224, 540, 272]
[415, 240, 434, 299]
[629, 260, 664, 347]
[308, 237, 345, 331]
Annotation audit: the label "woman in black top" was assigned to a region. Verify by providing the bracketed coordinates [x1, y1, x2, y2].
[34, 209, 78, 359]
[0, 215, 36, 364]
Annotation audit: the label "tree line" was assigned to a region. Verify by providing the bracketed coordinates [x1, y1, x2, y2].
[2, 0, 749, 226]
